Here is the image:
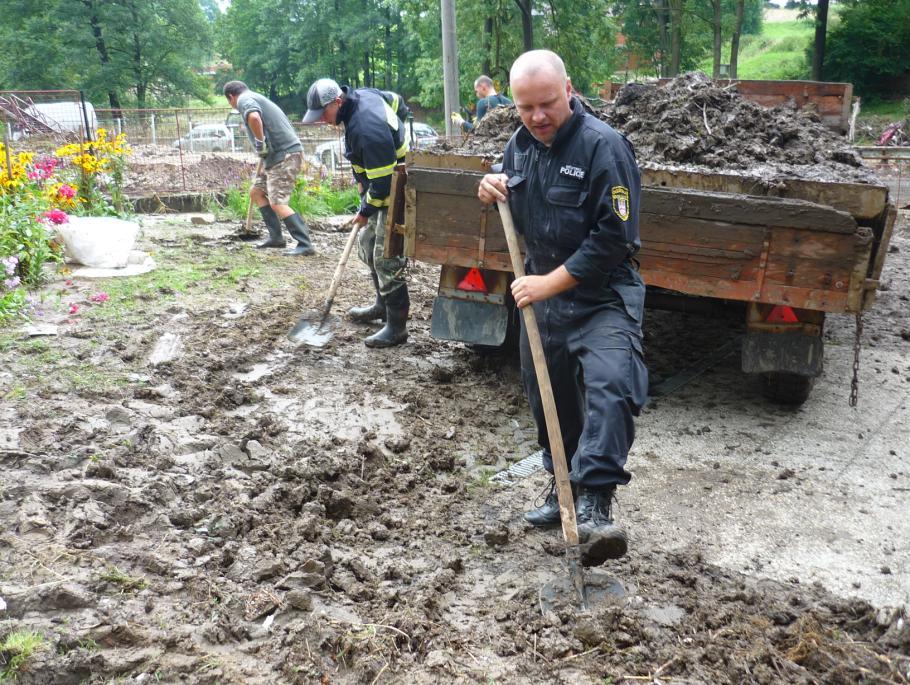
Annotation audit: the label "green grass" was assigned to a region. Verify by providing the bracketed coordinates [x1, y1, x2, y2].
[100, 566, 149, 592]
[80, 239, 263, 325]
[700, 19, 815, 80]
[1, 630, 45, 680]
[209, 181, 360, 221]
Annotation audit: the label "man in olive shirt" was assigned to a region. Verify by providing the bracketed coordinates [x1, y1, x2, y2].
[224, 81, 314, 256]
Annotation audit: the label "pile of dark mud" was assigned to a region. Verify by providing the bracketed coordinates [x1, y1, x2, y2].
[448, 72, 878, 184]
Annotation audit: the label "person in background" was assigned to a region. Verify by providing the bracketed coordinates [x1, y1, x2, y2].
[477, 50, 648, 566]
[451, 75, 512, 132]
[302, 78, 410, 348]
[223, 80, 315, 256]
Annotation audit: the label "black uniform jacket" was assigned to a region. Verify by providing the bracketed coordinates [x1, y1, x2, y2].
[502, 97, 644, 322]
[338, 86, 409, 218]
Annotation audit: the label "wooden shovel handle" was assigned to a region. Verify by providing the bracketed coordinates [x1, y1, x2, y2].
[497, 200, 580, 547]
[245, 160, 264, 233]
[318, 219, 361, 323]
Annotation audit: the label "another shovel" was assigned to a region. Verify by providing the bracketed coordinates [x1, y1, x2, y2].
[497, 200, 588, 609]
[288, 219, 360, 347]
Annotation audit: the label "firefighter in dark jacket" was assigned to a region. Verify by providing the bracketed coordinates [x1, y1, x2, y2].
[478, 50, 649, 564]
[303, 78, 410, 348]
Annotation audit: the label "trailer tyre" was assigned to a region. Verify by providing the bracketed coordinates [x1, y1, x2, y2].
[760, 372, 814, 406]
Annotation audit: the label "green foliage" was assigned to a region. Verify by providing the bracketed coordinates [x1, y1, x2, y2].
[0, 0, 213, 108]
[290, 180, 360, 218]
[824, 0, 910, 99]
[711, 18, 813, 79]
[0, 630, 45, 680]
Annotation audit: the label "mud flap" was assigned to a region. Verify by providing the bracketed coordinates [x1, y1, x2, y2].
[741, 331, 824, 378]
[431, 296, 509, 346]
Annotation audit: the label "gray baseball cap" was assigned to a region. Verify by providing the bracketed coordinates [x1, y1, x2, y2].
[302, 78, 342, 124]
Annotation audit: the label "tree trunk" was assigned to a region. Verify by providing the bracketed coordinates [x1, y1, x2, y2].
[654, 0, 670, 77]
[81, 0, 122, 112]
[385, 6, 392, 89]
[712, 0, 722, 79]
[811, 0, 830, 81]
[127, 1, 145, 110]
[668, 0, 683, 77]
[513, 0, 533, 51]
[482, 16, 493, 76]
[730, 0, 745, 79]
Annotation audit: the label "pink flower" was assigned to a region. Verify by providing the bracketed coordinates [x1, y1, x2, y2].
[68, 304, 79, 314]
[42, 209, 69, 224]
[57, 184, 76, 199]
[90, 292, 109, 303]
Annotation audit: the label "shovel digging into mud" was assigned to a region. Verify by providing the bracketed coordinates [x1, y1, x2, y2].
[497, 200, 590, 610]
[288, 219, 360, 347]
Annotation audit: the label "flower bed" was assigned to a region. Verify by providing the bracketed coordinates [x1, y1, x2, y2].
[0, 129, 130, 322]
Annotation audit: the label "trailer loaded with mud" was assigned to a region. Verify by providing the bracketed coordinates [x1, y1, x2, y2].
[387, 74, 897, 405]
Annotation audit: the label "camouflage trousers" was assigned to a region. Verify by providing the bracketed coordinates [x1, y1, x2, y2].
[252, 152, 301, 206]
[357, 209, 407, 296]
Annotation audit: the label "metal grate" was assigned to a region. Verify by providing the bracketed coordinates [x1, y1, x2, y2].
[490, 450, 544, 485]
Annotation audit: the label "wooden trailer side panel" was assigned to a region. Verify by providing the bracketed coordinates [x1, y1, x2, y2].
[403, 158, 878, 314]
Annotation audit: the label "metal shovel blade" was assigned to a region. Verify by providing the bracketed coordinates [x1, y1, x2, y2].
[287, 312, 337, 347]
[538, 569, 625, 615]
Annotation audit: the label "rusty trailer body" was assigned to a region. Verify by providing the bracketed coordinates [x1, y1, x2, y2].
[390, 150, 896, 404]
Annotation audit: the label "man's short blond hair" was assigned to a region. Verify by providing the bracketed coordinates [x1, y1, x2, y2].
[510, 50, 567, 83]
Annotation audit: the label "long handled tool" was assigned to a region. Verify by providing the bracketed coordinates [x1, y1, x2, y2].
[243, 160, 264, 235]
[287, 219, 360, 347]
[497, 200, 587, 609]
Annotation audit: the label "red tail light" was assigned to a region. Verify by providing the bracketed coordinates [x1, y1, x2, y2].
[766, 305, 799, 323]
[457, 267, 488, 293]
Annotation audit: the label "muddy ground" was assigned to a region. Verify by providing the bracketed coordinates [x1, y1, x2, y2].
[1, 207, 909, 684]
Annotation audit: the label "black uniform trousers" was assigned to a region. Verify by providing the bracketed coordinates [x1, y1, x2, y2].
[519, 290, 649, 490]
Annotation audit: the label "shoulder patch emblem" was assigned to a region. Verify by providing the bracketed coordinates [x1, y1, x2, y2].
[611, 185, 631, 221]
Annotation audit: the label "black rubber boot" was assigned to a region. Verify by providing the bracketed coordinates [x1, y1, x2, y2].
[256, 205, 286, 248]
[282, 213, 315, 256]
[575, 486, 628, 565]
[364, 285, 408, 348]
[348, 271, 386, 323]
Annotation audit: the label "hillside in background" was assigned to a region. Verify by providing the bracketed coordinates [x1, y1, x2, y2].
[700, 8, 814, 80]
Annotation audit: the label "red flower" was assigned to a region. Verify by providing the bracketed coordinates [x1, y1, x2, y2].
[68, 304, 79, 314]
[42, 209, 69, 225]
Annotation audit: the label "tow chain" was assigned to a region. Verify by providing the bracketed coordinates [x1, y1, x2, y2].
[850, 312, 863, 407]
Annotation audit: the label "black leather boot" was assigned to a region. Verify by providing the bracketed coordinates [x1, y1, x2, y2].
[282, 213, 315, 256]
[523, 476, 562, 527]
[576, 486, 628, 565]
[348, 271, 386, 322]
[256, 205, 286, 248]
[364, 285, 408, 348]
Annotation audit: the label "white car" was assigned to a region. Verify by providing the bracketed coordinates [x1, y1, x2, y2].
[407, 122, 439, 149]
[172, 123, 233, 152]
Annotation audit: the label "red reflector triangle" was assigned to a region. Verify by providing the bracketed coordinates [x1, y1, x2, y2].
[457, 268, 488, 293]
[767, 305, 799, 323]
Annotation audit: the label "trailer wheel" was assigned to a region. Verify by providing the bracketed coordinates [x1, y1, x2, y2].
[760, 372, 814, 406]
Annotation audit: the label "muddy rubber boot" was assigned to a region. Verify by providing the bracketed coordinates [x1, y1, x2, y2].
[256, 205, 286, 248]
[364, 286, 408, 348]
[348, 272, 386, 323]
[575, 487, 628, 566]
[282, 213, 315, 256]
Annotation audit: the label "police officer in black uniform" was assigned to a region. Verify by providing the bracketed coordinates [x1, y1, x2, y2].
[478, 50, 648, 563]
